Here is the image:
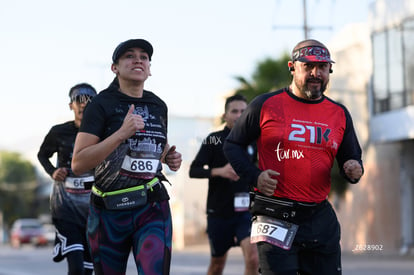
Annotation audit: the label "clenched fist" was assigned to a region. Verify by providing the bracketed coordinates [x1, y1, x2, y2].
[343, 159, 363, 183]
[257, 169, 280, 196]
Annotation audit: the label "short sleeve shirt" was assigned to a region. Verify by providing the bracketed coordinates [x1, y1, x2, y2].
[80, 84, 169, 201]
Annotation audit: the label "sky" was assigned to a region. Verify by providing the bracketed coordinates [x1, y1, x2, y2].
[0, 0, 373, 164]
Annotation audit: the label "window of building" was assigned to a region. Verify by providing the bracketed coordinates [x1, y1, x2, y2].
[371, 18, 414, 114]
[372, 32, 388, 113]
[403, 19, 414, 108]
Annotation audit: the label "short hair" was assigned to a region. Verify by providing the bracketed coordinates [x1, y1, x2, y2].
[225, 94, 247, 112]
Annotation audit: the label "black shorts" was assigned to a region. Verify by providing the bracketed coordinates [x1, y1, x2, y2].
[52, 218, 93, 270]
[207, 211, 252, 257]
[256, 200, 342, 275]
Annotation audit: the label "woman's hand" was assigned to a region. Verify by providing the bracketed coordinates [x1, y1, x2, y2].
[164, 145, 182, 171]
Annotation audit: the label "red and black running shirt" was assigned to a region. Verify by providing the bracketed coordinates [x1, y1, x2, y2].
[224, 88, 363, 203]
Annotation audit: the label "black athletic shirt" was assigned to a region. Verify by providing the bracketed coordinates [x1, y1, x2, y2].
[38, 121, 92, 226]
[224, 88, 363, 203]
[79, 81, 170, 202]
[189, 126, 257, 217]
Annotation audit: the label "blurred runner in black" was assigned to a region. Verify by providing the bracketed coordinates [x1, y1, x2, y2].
[38, 83, 97, 275]
[190, 94, 259, 275]
[224, 39, 364, 275]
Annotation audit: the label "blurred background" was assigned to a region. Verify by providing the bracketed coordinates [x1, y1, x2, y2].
[1, 0, 413, 256]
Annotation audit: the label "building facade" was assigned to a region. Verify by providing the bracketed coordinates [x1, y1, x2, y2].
[329, 0, 414, 255]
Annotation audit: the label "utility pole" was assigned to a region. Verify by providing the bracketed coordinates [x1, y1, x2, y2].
[303, 0, 309, 39]
[273, 0, 332, 40]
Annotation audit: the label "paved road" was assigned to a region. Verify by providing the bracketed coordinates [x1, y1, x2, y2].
[179, 245, 414, 275]
[0, 243, 413, 274]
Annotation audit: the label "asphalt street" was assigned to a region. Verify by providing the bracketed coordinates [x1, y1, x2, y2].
[0, 243, 413, 274]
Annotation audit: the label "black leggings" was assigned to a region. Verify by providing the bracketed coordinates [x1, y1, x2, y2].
[67, 250, 93, 275]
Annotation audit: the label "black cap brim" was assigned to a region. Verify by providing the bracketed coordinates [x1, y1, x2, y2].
[112, 39, 153, 63]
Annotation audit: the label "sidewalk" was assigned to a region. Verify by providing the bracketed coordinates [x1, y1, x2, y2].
[342, 251, 414, 275]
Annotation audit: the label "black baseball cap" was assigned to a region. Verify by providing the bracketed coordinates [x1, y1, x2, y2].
[112, 39, 153, 63]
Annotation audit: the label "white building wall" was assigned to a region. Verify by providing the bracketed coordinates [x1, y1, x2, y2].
[164, 115, 218, 249]
[370, 0, 414, 32]
[326, 0, 414, 254]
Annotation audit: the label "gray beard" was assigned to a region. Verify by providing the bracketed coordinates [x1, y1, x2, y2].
[304, 89, 323, 100]
[300, 79, 328, 100]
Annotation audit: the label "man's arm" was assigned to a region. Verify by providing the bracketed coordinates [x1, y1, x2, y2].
[223, 140, 262, 186]
[189, 141, 212, 179]
[336, 107, 364, 183]
[37, 128, 58, 177]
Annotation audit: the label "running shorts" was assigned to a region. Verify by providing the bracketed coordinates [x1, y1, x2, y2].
[52, 218, 93, 270]
[207, 211, 252, 257]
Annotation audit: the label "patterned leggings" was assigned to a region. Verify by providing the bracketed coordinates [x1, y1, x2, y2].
[87, 200, 172, 275]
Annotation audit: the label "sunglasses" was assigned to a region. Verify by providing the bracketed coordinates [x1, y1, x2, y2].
[72, 95, 93, 104]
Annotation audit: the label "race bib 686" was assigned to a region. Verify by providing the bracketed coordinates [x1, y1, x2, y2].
[121, 155, 159, 174]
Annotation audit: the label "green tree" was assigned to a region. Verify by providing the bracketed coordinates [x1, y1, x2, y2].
[0, 151, 38, 227]
[234, 52, 291, 102]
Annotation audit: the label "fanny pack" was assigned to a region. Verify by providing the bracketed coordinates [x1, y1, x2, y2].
[250, 193, 326, 223]
[92, 178, 159, 210]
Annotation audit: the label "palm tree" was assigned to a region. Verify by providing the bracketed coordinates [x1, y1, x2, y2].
[233, 52, 291, 102]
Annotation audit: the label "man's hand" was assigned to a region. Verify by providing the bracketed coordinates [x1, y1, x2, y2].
[211, 163, 240, 181]
[52, 168, 68, 182]
[343, 159, 363, 182]
[257, 169, 280, 196]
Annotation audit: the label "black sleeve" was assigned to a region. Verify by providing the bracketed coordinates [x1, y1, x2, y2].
[224, 94, 269, 186]
[189, 135, 214, 179]
[223, 141, 262, 186]
[37, 127, 58, 177]
[336, 106, 364, 183]
[79, 97, 106, 138]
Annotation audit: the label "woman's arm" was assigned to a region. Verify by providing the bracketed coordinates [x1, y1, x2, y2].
[72, 104, 145, 175]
